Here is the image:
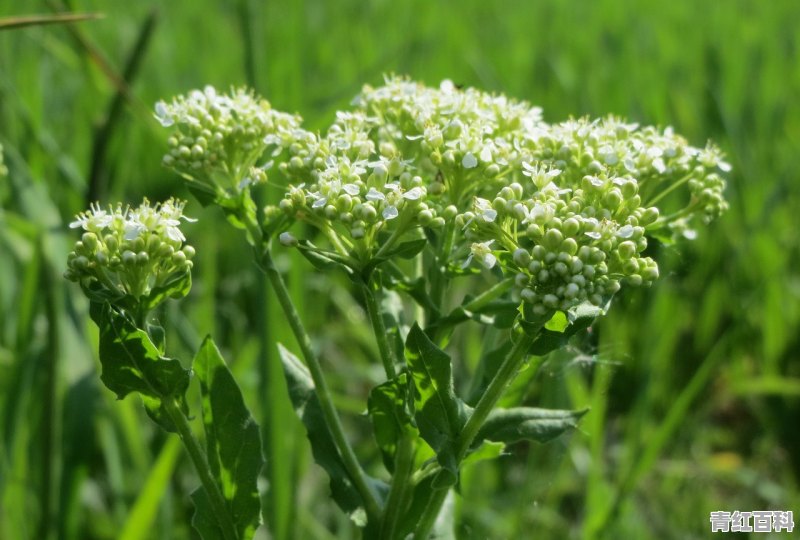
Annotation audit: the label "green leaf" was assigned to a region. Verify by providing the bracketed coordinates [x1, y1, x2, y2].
[144, 270, 192, 312]
[528, 302, 605, 356]
[474, 407, 588, 446]
[296, 239, 353, 273]
[405, 324, 468, 484]
[462, 441, 506, 467]
[95, 303, 189, 400]
[190, 488, 223, 540]
[277, 344, 385, 521]
[466, 341, 513, 405]
[194, 337, 264, 540]
[367, 373, 414, 472]
[387, 237, 428, 259]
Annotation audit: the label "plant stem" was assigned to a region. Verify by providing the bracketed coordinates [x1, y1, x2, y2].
[461, 277, 515, 312]
[260, 248, 382, 522]
[427, 220, 456, 322]
[162, 397, 237, 540]
[413, 329, 542, 539]
[359, 279, 397, 379]
[645, 172, 692, 207]
[380, 433, 414, 539]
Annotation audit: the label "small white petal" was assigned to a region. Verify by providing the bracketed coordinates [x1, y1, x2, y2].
[482, 253, 497, 269]
[479, 146, 492, 162]
[617, 225, 634, 238]
[312, 197, 327, 209]
[366, 188, 385, 202]
[343, 183, 361, 196]
[718, 161, 732, 172]
[462, 153, 478, 169]
[403, 187, 424, 200]
[382, 206, 399, 220]
[585, 231, 602, 239]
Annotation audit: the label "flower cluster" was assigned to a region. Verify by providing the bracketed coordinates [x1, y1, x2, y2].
[64, 198, 195, 303]
[155, 86, 301, 193]
[519, 117, 730, 237]
[352, 76, 545, 202]
[154, 78, 729, 313]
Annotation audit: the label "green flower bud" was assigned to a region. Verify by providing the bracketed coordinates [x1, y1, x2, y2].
[617, 241, 636, 259]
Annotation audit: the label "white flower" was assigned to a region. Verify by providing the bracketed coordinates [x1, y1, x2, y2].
[463, 240, 496, 269]
[474, 198, 497, 223]
[69, 203, 113, 231]
[522, 162, 562, 189]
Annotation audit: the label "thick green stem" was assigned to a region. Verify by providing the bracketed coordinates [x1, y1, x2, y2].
[260, 249, 382, 522]
[162, 398, 237, 540]
[380, 433, 414, 539]
[360, 279, 397, 379]
[413, 329, 542, 539]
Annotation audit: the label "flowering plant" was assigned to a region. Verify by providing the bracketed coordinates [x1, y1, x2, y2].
[68, 77, 728, 539]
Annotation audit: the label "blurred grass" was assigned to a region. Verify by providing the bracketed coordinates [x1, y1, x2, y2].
[1, 0, 799, 538]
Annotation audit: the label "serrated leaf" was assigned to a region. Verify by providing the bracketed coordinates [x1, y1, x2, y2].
[96, 303, 189, 400]
[144, 270, 192, 312]
[405, 324, 468, 482]
[474, 407, 588, 446]
[194, 337, 264, 540]
[277, 344, 384, 521]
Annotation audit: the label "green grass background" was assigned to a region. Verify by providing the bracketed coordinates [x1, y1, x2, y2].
[1, 0, 799, 538]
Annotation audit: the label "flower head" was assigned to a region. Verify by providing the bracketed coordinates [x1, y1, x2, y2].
[65, 198, 196, 305]
[156, 86, 301, 193]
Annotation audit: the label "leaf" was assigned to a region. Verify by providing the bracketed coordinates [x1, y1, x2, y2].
[462, 441, 506, 467]
[367, 373, 414, 472]
[361, 235, 428, 279]
[194, 337, 264, 540]
[466, 341, 513, 405]
[277, 344, 385, 521]
[144, 270, 192, 312]
[528, 302, 605, 356]
[190, 488, 223, 540]
[405, 324, 468, 485]
[427, 298, 519, 346]
[296, 239, 353, 273]
[96, 303, 189, 400]
[474, 407, 588, 446]
[0, 12, 103, 30]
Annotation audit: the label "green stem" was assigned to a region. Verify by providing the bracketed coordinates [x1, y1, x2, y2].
[413, 329, 542, 539]
[162, 398, 237, 540]
[461, 277, 515, 313]
[359, 279, 397, 379]
[427, 220, 456, 322]
[380, 433, 414, 539]
[260, 249, 382, 522]
[645, 172, 692, 207]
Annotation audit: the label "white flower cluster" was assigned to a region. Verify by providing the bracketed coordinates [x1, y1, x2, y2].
[275, 111, 446, 254]
[519, 117, 730, 236]
[65, 198, 196, 301]
[156, 86, 301, 191]
[352, 76, 545, 200]
[155, 78, 729, 313]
